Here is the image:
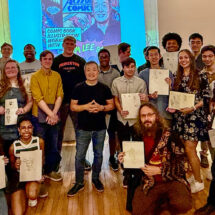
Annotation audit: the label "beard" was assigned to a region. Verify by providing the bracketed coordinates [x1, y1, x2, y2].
[142, 120, 158, 135]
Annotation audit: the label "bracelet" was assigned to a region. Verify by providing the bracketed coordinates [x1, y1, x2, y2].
[193, 106, 196, 111]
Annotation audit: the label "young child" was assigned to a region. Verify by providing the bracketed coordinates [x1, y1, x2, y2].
[8, 116, 44, 214]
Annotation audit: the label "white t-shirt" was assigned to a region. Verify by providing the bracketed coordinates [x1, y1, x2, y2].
[19, 60, 41, 88]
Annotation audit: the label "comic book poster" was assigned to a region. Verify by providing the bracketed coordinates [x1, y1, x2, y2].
[41, 0, 121, 61]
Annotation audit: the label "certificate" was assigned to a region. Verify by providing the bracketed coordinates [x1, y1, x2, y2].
[123, 141, 145, 168]
[168, 91, 195, 110]
[5, 98, 18, 125]
[163, 52, 178, 76]
[121, 93, 141, 119]
[0, 156, 6, 189]
[20, 150, 42, 182]
[208, 130, 215, 148]
[149, 69, 169, 95]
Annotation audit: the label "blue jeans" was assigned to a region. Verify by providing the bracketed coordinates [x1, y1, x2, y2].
[75, 129, 106, 184]
[37, 122, 61, 174]
[0, 190, 8, 215]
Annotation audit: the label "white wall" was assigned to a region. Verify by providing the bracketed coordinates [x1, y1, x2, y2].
[157, 0, 215, 53]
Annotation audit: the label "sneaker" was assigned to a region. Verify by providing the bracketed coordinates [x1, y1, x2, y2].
[200, 153, 209, 168]
[46, 171, 62, 182]
[194, 204, 215, 215]
[109, 156, 119, 172]
[28, 199, 37, 207]
[123, 176, 128, 189]
[39, 183, 48, 198]
[84, 159, 92, 171]
[67, 183, 84, 197]
[191, 181, 204, 193]
[92, 179, 104, 192]
[206, 169, 213, 181]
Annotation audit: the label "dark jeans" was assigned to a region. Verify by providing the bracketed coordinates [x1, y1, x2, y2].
[58, 103, 78, 151]
[208, 157, 215, 205]
[75, 129, 106, 184]
[132, 181, 192, 215]
[36, 122, 61, 174]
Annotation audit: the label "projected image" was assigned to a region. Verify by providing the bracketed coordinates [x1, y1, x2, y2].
[42, 0, 121, 61]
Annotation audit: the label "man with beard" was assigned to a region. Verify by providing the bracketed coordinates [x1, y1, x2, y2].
[118, 103, 192, 215]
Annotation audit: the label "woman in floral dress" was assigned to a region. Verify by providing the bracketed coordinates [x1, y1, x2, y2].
[170, 49, 210, 193]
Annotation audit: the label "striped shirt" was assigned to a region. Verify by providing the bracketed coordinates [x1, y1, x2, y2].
[13, 136, 40, 158]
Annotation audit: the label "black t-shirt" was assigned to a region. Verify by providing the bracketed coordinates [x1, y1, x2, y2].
[51, 54, 86, 104]
[72, 81, 113, 131]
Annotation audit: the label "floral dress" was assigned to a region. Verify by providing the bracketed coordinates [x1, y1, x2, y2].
[172, 71, 210, 142]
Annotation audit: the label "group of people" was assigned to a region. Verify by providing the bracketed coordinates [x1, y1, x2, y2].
[0, 32, 214, 215]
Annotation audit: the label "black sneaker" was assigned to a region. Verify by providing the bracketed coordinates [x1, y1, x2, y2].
[194, 204, 215, 215]
[109, 156, 119, 172]
[92, 179, 104, 192]
[84, 159, 92, 171]
[67, 183, 84, 197]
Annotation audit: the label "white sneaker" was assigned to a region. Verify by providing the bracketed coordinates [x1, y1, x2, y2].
[206, 169, 213, 180]
[28, 199, 37, 207]
[191, 181, 204, 193]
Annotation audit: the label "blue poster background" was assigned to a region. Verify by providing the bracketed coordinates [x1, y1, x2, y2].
[41, 0, 121, 61]
[8, 0, 146, 66]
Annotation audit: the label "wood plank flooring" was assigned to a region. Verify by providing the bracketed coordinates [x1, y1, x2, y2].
[25, 140, 211, 215]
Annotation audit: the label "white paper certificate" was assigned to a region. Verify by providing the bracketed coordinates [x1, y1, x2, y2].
[168, 91, 195, 110]
[123, 141, 145, 168]
[0, 156, 6, 189]
[149, 69, 169, 95]
[163, 52, 178, 76]
[20, 150, 42, 182]
[121, 93, 141, 119]
[5, 98, 18, 125]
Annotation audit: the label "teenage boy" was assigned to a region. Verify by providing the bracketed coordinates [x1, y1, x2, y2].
[111, 57, 148, 187]
[0, 42, 13, 74]
[98, 48, 120, 171]
[31, 50, 64, 182]
[198, 45, 215, 171]
[189, 33, 204, 71]
[67, 61, 114, 196]
[162, 32, 182, 76]
[20, 44, 41, 76]
[139, 46, 173, 121]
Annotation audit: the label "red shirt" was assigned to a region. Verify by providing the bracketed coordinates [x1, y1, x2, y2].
[143, 136, 163, 182]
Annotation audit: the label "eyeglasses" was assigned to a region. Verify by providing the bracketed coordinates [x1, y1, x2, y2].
[141, 112, 155, 119]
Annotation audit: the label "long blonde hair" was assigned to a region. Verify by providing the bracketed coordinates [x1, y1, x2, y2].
[0, 59, 27, 100]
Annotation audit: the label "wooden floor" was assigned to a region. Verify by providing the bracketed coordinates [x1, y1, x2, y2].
[25, 139, 211, 215]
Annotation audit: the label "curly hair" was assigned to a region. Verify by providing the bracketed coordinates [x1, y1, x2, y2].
[173, 49, 199, 91]
[162, 32, 182, 50]
[134, 102, 168, 137]
[0, 59, 28, 100]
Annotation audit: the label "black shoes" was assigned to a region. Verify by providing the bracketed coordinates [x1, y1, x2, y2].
[123, 175, 129, 189]
[109, 156, 119, 172]
[194, 204, 215, 215]
[67, 183, 84, 197]
[84, 159, 92, 171]
[92, 179, 104, 192]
